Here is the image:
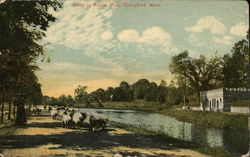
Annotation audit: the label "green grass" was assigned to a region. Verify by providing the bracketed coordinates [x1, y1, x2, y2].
[159, 109, 248, 130]
[0, 114, 17, 153]
[75, 100, 163, 111]
[232, 100, 249, 107]
[110, 121, 237, 157]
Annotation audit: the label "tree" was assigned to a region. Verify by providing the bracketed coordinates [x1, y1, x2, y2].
[105, 87, 114, 101]
[119, 81, 133, 101]
[157, 80, 168, 104]
[169, 51, 223, 97]
[222, 31, 249, 88]
[132, 79, 150, 99]
[74, 85, 88, 105]
[112, 87, 128, 101]
[145, 82, 158, 102]
[91, 88, 107, 104]
[0, 0, 61, 124]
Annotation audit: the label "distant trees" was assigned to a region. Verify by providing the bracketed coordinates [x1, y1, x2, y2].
[68, 79, 183, 108]
[74, 85, 89, 105]
[132, 79, 150, 99]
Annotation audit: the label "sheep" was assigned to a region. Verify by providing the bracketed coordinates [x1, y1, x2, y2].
[48, 106, 52, 111]
[31, 106, 42, 115]
[89, 113, 108, 132]
[61, 112, 73, 128]
[72, 112, 87, 128]
[50, 109, 58, 120]
[34, 108, 42, 115]
[58, 109, 66, 117]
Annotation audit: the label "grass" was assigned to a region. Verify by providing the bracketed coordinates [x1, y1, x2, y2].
[159, 109, 248, 130]
[76, 100, 248, 130]
[109, 121, 237, 157]
[0, 114, 18, 153]
[75, 100, 163, 111]
[232, 100, 249, 107]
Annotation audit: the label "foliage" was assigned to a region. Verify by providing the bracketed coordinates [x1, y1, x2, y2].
[169, 51, 223, 96]
[90, 88, 107, 104]
[132, 79, 150, 99]
[74, 85, 89, 105]
[232, 100, 249, 107]
[0, 0, 61, 124]
[222, 31, 249, 88]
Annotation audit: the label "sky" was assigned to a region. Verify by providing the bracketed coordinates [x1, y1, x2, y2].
[37, 0, 249, 97]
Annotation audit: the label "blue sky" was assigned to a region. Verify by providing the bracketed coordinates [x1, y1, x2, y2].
[37, 0, 249, 97]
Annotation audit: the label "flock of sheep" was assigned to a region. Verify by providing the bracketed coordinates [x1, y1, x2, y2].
[31, 105, 108, 132]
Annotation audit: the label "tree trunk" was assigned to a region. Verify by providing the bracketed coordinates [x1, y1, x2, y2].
[15, 97, 26, 125]
[8, 100, 12, 120]
[0, 93, 4, 123]
[13, 103, 16, 117]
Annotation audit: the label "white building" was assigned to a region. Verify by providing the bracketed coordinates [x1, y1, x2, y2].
[200, 88, 250, 112]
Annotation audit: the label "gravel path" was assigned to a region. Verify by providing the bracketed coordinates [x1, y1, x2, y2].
[0, 115, 210, 157]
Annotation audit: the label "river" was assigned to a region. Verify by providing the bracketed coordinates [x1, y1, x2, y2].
[80, 108, 248, 155]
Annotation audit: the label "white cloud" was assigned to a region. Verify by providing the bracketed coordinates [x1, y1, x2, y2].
[101, 31, 113, 40]
[230, 22, 249, 37]
[118, 27, 178, 54]
[45, 0, 123, 72]
[186, 33, 205, 46]
[213, 35, 233, 45]
[46, 0, 115, 52]
[185, 16, 226, 35]
[118, 29, 139, 42]
[138, 27, 171, 45]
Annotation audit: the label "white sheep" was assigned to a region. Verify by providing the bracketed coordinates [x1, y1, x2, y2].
[50, 109, 58, 119]
[72, 112, 87, 128]
[62, 112, 72, 128]
[88, 112, 108, 132]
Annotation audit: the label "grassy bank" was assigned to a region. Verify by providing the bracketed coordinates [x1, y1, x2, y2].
[76, 100, 248, 130]
[110, 121, 236, 157]
[75, 100, 162, 111]
[159, 109, 248, 130]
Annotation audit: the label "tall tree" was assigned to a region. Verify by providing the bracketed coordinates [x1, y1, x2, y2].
[0, 0, 61, 124]
[74, 85, 88, 105]
[132, 79, 150, 99]
[169, 51, 223, 97]
[222, 31, 249, 88]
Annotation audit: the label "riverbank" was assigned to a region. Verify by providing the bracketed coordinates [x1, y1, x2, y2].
[0, 115, 211, 157]
[159, 109, 248, 130]
[110, 121, 236, 157]
[74, 100, 162, 111]
[77, 101, 248, 130]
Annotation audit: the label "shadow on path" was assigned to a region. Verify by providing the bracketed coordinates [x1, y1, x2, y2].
[0, 116, 193, 157]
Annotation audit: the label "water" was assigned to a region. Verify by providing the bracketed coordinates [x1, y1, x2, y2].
[80, 108, 248, 155]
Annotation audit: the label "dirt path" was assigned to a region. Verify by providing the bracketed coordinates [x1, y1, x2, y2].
[0, 115, 210, 157]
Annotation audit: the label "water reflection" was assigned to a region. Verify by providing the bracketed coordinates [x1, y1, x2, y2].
[80, 108, 248, 155]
